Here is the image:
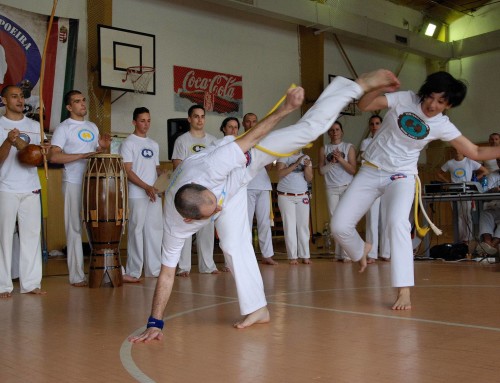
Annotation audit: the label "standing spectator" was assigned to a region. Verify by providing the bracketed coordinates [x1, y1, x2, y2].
[436, 147, 488, 244]
[277, 151, 313, 264]
[49, 90, 111, 287]
[483, 133, 500, 172]
[120, 107, 163, 282]
[0, 85, 46, 297]
[172, 104, 219, 277]
[244, 113, 277, 266]
[319, 120, 356, 262]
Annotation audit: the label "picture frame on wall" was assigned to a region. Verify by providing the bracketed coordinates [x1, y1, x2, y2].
[328, 75, 357, 116]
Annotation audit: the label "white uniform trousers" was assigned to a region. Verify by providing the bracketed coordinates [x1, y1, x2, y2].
[216, 187, 267, 315]
[126, 197, 163, 278]
[11, 230, 20, 279]
[0, 191, 42, 294]
[326, 185, 349, 260]
[63, 182, 86, 285]
[479, 207, 500, 238]
[331, 166, 415, 287]
[455, 201, 473, 242]
[247, 189, 274, 258]
[177, 222, 216, 273]
[278, 194, 310, 260]
[365, 196, 390, 259]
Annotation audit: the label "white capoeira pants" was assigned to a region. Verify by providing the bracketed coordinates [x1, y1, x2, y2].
[247, 189, 274, 258]
[326, 185, 349, 260]
[126, 197, 163, 278]
[331, 165, 415, 287]
[278, 194, 311, 260]
[0, 191, 42, 294]
[177, 222, 217, 274]
[365, 196, 390, 259]
[63, 182, 86, 285]
[455, 201, 473, 242]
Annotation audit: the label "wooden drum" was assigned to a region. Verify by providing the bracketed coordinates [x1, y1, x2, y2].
[82, 154, 128, 288]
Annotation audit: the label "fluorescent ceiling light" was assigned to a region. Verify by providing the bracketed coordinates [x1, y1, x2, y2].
[425, 23, 437, 37]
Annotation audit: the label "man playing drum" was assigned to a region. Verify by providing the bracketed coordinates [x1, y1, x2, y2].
[129, 69, 401, 342]
[48, 90, 111, 287]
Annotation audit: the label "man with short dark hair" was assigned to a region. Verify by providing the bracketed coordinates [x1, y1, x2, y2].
[120, 107, 163, 282]
[49, 90, 111, 287]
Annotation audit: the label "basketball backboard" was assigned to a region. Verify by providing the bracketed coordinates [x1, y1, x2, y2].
[98, 25, 156, 94]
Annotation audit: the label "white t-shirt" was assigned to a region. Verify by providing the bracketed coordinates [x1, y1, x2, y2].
[323, 141, 354, 188]
[359, 137, 372, 153]
[441, 157, 481, 183]
[50, 118, 100, 184]
[162, 136, 247, 264]
[363, 91, 462, 174]
[277, 153, 310, 194]
[247, 168, 272, 191]
[483, 158, 499, 173]
[171, 131, 217, 161]
[120, 134, 160, 198]
[0, 116, 41, 193]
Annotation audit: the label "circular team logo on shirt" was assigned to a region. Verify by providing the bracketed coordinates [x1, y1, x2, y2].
[141, 148, 154, 158]
[453, 168, 466, 179]
[18, 132, 31, 144]
[398, 112, 429, 140]
[78, 129, 95, 142]
[191, 144, 206, 153]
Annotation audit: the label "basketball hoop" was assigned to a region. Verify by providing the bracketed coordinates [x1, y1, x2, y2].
[122, 66, 155, 94]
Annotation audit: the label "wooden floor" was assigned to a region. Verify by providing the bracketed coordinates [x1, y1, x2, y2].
[1, 255, 500, 383]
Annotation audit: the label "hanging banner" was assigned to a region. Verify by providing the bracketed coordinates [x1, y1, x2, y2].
[0, 4, 78, 131]
[173, 65, 242, 117]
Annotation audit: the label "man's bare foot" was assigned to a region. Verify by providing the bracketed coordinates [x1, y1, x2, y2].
[0, 291, 12, 298]
[342, 258, 352, 263]
[27, 288, 47, 295]
[380, 257, 390, 262]
[123, 274, 141, 283]
[392, 287, 412, 310]
[301, 258, 312, 264]
[367, 258, 376, 264]
[262, 257, 278, 265]
[289, 259, 298, 265]
[358, 243, 372, 273]
[176, 271, 190, 277]
[356, 69, 400, 94]
[71, 281, 88, 287]
[233, 306, 270, 329]
[221, 266, 230, 272]
[210, 269, 221, 275]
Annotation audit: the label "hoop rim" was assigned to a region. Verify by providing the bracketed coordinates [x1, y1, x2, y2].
[126, 65, 155, 74]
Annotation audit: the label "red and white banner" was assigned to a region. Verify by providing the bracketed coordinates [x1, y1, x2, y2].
[0, 4, 78, 131]
[173, 65, 242, 117]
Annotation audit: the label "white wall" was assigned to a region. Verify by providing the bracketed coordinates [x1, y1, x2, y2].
[111, 0, 301, 160]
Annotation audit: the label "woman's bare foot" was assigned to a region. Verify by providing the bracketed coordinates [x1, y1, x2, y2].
[342, 258, 352, 263]
[301, 258, 312, 264]
[262, 257, 278, 265]
[27, 288, 47, 295]
[221, 266, 230, 272]
[356, 69, 400, 94]
[123, 274, 141, 283]
[210, 269, 221, 274]
[71, 281, 87, 287]
[358, 243, 372, 273]
[233, 306, 270, 329]
[0, 291, 12, 298]
[392, 287, 412, 310]
[367, 258, 376, 264]
[289, 259, 298, 265]
[176, 271, 190, 277]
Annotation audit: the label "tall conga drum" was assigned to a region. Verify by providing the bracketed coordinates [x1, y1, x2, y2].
[82, 154, 128, 288]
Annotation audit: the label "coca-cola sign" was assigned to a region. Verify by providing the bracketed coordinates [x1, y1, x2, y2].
[173, 65, 242, 117]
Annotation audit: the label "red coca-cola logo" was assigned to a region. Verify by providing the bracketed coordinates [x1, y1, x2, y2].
[181, 70, 238, 99]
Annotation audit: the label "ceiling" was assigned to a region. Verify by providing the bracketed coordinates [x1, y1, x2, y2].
[386, 0, 494, 25]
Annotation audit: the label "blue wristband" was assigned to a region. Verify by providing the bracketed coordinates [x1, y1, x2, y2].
[146, 316, 164, 330]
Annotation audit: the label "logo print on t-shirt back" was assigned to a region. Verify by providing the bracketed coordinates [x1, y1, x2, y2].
[142, 148, 154, 158]
[78, 129, 95, 142]
[397, 112, 430, 140]
[191, 144, 206, 153]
